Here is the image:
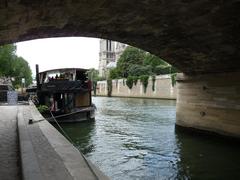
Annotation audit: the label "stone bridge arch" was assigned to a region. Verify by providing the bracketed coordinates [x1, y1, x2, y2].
[1, 0, 240, 74]
[1, 0, 240, 138]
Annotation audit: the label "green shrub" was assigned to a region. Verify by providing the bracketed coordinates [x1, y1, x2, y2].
[37, 105, 49, 113]
[155, 65, 171, 75]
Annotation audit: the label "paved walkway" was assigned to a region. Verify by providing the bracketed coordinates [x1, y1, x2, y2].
[0, 104, 108, 180]
[0, 105, 20, 180]
[19, 104, 108, 180]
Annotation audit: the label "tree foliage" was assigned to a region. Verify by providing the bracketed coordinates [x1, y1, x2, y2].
[115, 47, 146, 78]
[109, 46, 178, 80]
[143, 53, 169, 74]
[0, 44, 16, 76]
[12, 57, 32, 87]
[109, 68, 120, 79]
[0, 44, 32, 87]
[128, 64, 152, 77]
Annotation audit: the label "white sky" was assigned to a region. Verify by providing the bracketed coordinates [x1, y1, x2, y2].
[16, 37, 100, 74]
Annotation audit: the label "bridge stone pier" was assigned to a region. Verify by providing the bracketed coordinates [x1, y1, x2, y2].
[0, 0, 239, 138]
[176, 72, 240, 138]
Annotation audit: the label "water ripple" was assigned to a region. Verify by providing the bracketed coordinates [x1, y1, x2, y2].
[58, 97, 240, 180]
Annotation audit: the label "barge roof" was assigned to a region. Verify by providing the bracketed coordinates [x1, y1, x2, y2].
[39, 68, 89, 74]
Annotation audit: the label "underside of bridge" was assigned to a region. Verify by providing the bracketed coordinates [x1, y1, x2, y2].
[1, 0, 239, 138]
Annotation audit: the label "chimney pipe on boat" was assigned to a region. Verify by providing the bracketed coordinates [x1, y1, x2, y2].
[36, 64, 40, 90]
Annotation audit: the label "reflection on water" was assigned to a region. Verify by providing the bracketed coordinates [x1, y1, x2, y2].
[176, 131, 240, 179]
[57, 97, 240, 180]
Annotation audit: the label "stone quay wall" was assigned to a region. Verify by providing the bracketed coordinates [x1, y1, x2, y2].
[96, 75, 177, 99]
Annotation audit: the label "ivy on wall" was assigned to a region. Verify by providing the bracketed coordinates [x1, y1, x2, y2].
[92, 81, 97, 96]
[171, 73, 177, 87]
[133, 76, 138, 85]
[126, 76, 139, 89]
[107, 79, 112, 97]
[126, 75, 153, 93]
[98, 74, 176, 97]
[126, 76, 134, 89]
[152, 75, 156, 91]
[140, 75, 149, 93]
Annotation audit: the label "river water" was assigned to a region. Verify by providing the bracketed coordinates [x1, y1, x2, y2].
[58, 97, 240, 180]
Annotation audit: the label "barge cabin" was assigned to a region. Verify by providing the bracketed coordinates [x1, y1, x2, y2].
[36, 65, 95, 122]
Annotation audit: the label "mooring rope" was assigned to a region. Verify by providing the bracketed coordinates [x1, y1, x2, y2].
[48, 110, 99, 180]
[49, 110, 74, 144]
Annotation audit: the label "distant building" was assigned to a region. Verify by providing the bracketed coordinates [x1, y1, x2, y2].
[115, 42, 127, 62]
[98, 39, 127, 77]
[98, 39, 115, 77]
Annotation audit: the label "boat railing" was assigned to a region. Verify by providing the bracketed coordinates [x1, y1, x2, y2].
[41, 80, 89, 92]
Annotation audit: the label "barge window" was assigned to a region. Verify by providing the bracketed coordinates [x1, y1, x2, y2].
[76, 71, 87, 81]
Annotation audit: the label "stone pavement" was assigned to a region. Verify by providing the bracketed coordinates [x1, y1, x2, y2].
[18, 104, 108, 180]
[0, 105, 20, 180]
[0, 103, 108, 180]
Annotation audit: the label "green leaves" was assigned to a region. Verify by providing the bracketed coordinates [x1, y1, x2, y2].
[0, 44, 32, 87]
[132, 76, 138, 85]
[126, 76, 134, 89]
[12, 57, 32, 87]
[143, 53, 169, 73]
[110, 46, 178, 80]
[0, 44, 16, 76]
[140, 75, 149, 93]
[109, 68, 120, 79]
[37, 105, 49, 113]
[128, 64, 151, 77]
[115, 46, 146, 78]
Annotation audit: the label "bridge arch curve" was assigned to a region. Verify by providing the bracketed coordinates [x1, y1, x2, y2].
[1, 0, 239, 74]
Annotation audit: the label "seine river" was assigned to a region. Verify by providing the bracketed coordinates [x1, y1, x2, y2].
[58, 97, 240, 180]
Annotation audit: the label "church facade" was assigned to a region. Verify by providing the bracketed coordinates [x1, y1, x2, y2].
[98, 39, 127, 77]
